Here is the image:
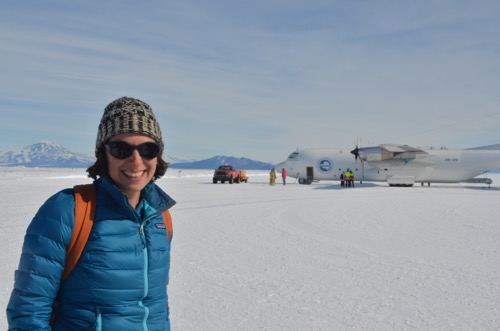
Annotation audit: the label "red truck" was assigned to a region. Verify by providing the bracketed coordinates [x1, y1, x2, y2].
[213, 164, 247, 184]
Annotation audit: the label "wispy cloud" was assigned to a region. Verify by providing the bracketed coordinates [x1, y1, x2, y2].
[1, 0, 499, 161]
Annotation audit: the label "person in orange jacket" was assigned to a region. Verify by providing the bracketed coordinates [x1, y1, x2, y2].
[281, 168, 288, 185]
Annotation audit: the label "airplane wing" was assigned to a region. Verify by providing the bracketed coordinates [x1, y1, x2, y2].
[466, 144, 500, 150]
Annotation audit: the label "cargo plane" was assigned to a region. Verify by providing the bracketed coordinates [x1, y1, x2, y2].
[274, 144, 500, 186]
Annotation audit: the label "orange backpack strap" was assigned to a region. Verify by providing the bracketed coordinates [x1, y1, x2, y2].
[162, 210, 173, 242]
[62, 184, 96, 281]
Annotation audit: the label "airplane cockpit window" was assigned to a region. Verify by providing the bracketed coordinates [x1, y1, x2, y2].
[288, 152, 299, 160]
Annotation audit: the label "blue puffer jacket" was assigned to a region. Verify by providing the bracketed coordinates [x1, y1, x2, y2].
[7, 175, 176, 330]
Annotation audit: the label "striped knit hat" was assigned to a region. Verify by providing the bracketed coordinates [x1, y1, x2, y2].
[95, 96, 163, 156]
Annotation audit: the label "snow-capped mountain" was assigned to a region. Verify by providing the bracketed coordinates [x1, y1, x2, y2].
[0, 141, 95, 168]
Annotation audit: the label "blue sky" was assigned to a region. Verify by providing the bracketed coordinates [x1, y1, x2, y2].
[1, 0, 499, 162]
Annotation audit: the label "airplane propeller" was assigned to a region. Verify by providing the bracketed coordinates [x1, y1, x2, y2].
[351, 138, 364, 183]
[351, 137, 361, 161]
[351, 145, 360, 161]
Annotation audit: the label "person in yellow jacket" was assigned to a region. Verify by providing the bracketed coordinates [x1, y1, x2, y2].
[344, 169, 355, 187]
[270, 168, 276, 186]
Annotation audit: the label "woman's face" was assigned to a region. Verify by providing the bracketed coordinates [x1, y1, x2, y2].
[106, 133, 158, 206]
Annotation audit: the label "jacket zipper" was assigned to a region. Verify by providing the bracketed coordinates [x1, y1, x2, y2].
[139, 222, 149, 330]
[137, 212, 163, 330]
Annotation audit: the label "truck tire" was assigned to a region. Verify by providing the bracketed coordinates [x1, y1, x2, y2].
[213, 179, 217, 184]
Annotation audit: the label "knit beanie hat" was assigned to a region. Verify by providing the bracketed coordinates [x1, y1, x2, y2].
[95, 96, 163, 156]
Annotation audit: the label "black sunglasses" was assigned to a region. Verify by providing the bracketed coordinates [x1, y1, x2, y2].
[104, 141, 161, 160]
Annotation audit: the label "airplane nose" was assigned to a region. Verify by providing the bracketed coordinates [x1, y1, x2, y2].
[274, 161, 286, 172]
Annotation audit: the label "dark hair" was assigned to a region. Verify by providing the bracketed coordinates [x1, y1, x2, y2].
[87, 147, 169, 181]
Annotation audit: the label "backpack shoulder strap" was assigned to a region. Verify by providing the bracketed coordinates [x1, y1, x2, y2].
[62, 184, 96, 281]
[63, 184, 171, 280]
[162, 209, 173, 242]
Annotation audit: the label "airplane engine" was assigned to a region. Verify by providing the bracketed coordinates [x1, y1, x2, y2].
[353, 145, 424, 162]
[357, 147, 393, 161]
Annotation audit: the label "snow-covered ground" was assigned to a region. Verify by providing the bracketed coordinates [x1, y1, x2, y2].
[1, 167, 499, 330]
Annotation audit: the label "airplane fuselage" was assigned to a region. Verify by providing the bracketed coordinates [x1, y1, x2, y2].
[275, 146, 500, 186]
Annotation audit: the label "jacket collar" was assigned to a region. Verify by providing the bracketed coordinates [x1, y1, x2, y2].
[94, 175, 176, 220]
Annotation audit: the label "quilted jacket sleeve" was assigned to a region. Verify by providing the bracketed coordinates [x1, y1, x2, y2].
[6, 189, 75, 330]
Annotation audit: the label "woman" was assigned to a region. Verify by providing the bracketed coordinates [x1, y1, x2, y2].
[7, 97, 176, 330]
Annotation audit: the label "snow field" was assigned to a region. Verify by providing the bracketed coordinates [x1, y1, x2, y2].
[1, 168, 499, 330]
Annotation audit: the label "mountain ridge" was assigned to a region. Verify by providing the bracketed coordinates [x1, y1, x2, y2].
[0, 141, 95, 168]
[0, 142, 275, 170]
[169, 155, 274, 170]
